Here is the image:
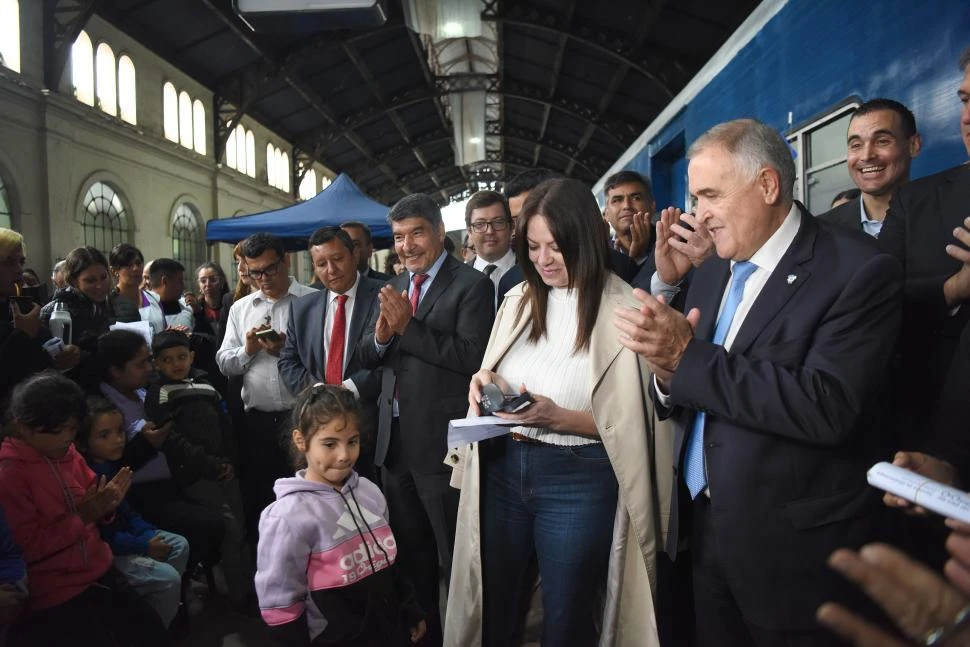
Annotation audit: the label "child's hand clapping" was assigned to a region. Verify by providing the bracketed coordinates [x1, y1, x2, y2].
[410, 620, 427, 643]
[77, 467, 132, 523]
[146, 534, 173, 561]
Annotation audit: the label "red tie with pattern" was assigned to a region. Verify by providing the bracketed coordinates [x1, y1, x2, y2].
[325, 294, 348, 385]
[410, 274, 428, 315]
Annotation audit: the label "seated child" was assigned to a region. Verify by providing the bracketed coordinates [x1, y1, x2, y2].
[98, 330, 226, 572]
[145, 330, 254, 608]
[78, 397, 190, 629]
[255, 384, 426, 646]
[0, 505, 27, 645]
[0, 372, 168, 646]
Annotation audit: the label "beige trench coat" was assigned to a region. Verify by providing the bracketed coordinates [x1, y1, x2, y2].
[443, 274, 674, 647]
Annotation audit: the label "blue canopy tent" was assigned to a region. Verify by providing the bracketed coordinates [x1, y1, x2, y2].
[205, 173, 391, 251]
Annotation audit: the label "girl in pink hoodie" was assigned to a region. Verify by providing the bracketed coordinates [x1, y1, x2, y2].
[0, 372, 169, 646]
[255, 384, 426, 647]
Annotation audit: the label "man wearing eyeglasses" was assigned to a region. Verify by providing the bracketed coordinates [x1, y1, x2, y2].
[465, 190, 515, 306]
[216, 232, 316, 542]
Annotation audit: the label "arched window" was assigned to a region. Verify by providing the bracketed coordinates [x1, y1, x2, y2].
[266, 143, 276, 188]
[71, 31, 94, 106]
[81, 181, 128, 255]
[192, 99, 206, 155]
[163, 82, 178, 142]
[0, 174, 13, 230]
[118, 55, 136, 124]
[95, 43, 116, 116]
[178, 91, 193, 149]
[0, 0, 21, 73]
[281, 152, 290, 192]
[234, 125, 246, 171]
[274, 146, 283, 188]
[225, 125, 237, 170]
[171, 203, 205, 272]
[245, 130, 255, 178]
[320, 175, 332, 192]
[299, 168, 317, 201]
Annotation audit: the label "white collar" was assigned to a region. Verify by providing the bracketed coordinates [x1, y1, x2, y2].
[742, 203, 801, 274]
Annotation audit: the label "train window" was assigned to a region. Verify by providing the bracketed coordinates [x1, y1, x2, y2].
[787, 103, 859, 213]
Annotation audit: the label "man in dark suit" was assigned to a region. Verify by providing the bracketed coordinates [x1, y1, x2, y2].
[340, 220, 391, 282]
[278, 226, 383, 481]
[819, 98, 921, 238]
[603, 170, 655, 263]
[358, 194, 494, 645]
[879, 49, 970, 449]
[616, 119, 902, 647]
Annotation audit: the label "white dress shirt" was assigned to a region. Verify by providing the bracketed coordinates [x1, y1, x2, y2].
[217, 277, 317, 412]
[656, 204, 802, 405]
[473, 248, 516, 297]
[323, 273, 362, 398]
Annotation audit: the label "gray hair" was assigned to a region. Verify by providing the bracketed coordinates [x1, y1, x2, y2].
[687, 119, 796, 204]
[960, 46, 970, 72]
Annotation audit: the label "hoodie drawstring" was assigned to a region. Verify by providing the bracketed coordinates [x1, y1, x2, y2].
[336, 485, 391, 576]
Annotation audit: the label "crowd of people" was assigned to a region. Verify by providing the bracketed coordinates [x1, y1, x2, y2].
[0, 44, 966, 647]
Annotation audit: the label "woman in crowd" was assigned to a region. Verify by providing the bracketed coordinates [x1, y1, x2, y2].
[219, 241, 252, 346]
[40, 246, 115, 353]
[445, 178, 671, 647]
[189, 262, 230, 339]
[108, 243, 147, 323]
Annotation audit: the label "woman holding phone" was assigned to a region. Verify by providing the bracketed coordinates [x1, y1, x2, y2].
[445, 179, 672, 647]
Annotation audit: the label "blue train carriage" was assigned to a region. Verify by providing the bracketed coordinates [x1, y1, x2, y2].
[594, 0, 970, 215]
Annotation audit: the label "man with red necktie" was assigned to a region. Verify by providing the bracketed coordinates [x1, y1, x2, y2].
[279, 226, 384, 481]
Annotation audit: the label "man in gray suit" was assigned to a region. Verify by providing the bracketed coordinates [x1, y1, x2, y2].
[279, 226, 383, 480]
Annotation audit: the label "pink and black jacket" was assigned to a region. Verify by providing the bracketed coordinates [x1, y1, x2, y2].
[255, 470, 423, 646]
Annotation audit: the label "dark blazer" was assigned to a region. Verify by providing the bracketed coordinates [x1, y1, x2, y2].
[927, 319, 970, 480]
[818, 196, 864, 232]
[358, 254, 494, 473]
[880, 163, 970, 444]
[661, 208, 902, 631]
[278, 275, 383, 401]
[365, 267, 391, 282]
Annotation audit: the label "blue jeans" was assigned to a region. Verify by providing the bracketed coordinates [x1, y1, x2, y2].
[114, 530, 190, 628]
[480, 435, 618, 647]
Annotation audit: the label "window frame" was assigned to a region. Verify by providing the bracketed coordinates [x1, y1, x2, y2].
[170, 202, 207, 273]
[117, 54, 137, 125]
[786, 100, 860, 211]
[80, 181, 129, 256]
[71, 30, 95, 107]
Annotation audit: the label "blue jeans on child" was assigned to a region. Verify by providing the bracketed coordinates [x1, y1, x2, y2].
[480, 435, 619, 647]
[113, 530, 189, 628]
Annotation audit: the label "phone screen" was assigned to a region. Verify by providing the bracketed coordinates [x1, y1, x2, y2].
[256, 329, 281, 343]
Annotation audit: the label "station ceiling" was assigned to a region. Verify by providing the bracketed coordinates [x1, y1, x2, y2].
[96, 0, 760, 205]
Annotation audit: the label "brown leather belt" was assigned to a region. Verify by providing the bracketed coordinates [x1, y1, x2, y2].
[510, 432, 544, 445]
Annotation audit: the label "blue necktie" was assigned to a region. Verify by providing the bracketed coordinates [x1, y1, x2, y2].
[684, 260, 758, 499]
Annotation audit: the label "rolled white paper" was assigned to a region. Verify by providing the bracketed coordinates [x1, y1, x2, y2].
[867, 461, 970, 524]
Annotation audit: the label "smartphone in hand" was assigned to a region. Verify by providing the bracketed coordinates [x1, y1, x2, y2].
[254, 328, 281, 343]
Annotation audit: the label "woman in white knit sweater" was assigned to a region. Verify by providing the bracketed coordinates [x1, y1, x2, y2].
[444, 178, 670, 647]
